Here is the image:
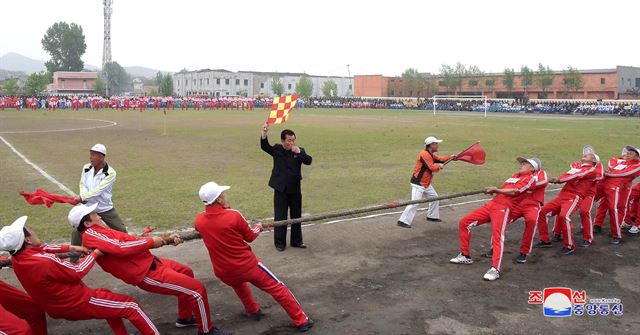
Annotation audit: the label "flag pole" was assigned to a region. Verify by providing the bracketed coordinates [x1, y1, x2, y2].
[442, 141, 480, 166]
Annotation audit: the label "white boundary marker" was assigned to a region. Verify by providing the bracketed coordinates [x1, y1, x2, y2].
[0, 118, 117, 134]
[0, 135, 75, 196]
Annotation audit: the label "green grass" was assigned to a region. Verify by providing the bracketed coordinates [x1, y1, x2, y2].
[1, 108, 638, 241]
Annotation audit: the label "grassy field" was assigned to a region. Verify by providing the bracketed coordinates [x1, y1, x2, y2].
[1, 108, 638, 241]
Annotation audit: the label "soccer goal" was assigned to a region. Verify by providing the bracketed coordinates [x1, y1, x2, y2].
[431, 95, 488, 117]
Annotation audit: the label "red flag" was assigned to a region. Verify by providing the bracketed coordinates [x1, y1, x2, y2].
[266, 94, 298, 124]
[20, 189, 78, 207]
[454, 143, 486, 165]
[141, 227, 155, 237]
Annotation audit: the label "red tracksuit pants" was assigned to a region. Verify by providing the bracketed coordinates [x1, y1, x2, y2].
[0, 281, 47, 335]
[508, 201, 541, 255]
[594, 185, 630, 238]
[459, 202, 510, 271]
[624, 184, 640, 225]
[48, 288, 159, 335]
[578, 195, 596, 242]
[218, 262, 309, 326]
[0, 304, 32, 335]
[539, 192, 581, 248]
[137, 258, 212, 333]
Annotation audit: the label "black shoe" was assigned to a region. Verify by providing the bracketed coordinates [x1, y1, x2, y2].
[275, 246, 285, 252]
[397, 221, 411, 228]
[593, 225, 602, 234]
[610, 237, 621, 245]
[483, 248, 493, 258]
[559, 247, 575, 255]
[426, 217, 442, 222]
[175, 316, 197, 328]
[291, 243, 307, 249]
[534, 240, 552, 248]
[516, 253, 527, 263]
[298, 318, 314, 332]
[244, 309, 265, 321]
[199, 327, 229, 335]
[551, 234, 562, 242]
[580, 240, 592, 248]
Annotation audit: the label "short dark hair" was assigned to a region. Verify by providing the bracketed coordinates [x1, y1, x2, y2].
[77, 213, 92, 233]
[281, 129, 295, 140]
[11, 228, 31, 255]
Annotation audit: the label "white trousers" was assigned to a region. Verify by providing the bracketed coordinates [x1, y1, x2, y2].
[398, 184, 439, 225]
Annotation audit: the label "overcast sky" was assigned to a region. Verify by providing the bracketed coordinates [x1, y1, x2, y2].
[1, 0, 638, 76]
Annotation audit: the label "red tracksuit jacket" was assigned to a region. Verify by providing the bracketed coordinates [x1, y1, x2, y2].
[603, 158, 640, 187]
[491, 172, 535, 208]
[512, 170, 548, 205]
[11, 245, 99, 317]
[82, 225, 155, 285]
[557, 162, 604, 198]
[194, 204, 263, 278]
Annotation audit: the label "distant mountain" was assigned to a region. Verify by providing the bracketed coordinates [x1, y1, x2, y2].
[0, 52, 46, 73]
[0, 52, 169, 78]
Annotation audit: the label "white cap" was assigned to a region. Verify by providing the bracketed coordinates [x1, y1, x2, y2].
[0, 216, 28, 254]
[424, 136, 443, 146]
[199, 182, 230, 205]
[90, 144, 107, 155]
[624, 145, 640, 156]
[582, 145, 596, 155]
[517, 157, 541, 171]
[68, 203, 98, 229]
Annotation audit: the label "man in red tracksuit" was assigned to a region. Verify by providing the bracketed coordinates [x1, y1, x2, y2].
[624, 182, 640, 233]
[195, 181, 314, 332]
[593, 150, 627, 234]
[576, 149, 605, 243]
[536, 151, 602, 253]
[593, 146, 640, 244]
[1, 280, 48, 335]
[1, 216, 160, 335]
[451, 157, 537, 281]
[68, 204, 228, 335]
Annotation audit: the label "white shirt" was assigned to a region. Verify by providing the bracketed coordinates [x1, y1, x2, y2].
[79, 163, 117, 213]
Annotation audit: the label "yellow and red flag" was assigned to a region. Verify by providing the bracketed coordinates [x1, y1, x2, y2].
[266, 94, 298, 124]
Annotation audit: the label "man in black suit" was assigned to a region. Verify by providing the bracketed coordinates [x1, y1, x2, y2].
[261, 123, 313, 251]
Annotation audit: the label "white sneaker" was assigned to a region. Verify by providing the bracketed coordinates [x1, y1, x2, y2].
[629, 226, 640, 234]
[621, 223, 632, 230]
[450, 253, 473, 264]
[483, 267, 500, 281]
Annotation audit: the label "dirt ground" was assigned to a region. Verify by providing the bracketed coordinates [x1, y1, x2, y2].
[2, 193, 639, 335]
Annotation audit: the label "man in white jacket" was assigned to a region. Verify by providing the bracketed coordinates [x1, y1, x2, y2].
[71, 144, 127, 249]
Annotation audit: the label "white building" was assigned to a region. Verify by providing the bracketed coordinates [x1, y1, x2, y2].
[173, 69, 353, 97]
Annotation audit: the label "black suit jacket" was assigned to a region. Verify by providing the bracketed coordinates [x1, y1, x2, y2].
[261, 136, 312, 194]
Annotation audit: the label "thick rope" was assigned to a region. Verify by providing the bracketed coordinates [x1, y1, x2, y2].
[0, 189, 485, 267]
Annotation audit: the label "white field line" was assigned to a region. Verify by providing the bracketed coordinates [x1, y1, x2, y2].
[0, 135, 75, 195]
[0, 118, 117, 134]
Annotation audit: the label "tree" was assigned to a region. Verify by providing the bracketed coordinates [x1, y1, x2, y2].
[485, 79, 496, 93]
[155, 71, 164, 86]
[452, 62, 466, 93]
[502, 68, 516, 96]
[295, 75, 313, 98]
[101, 61, 131, 95]
[24, 72, 49, 95]
[159, 74, 174, 96]
[440, 64, 455, 93]
[2, 78, 20, 96]
[563, 66, 584, 97]
[95, 77, 106, 96]
[41, 22, 87, 73]
[271, 77, 284, 96]
[321, 79, 338, 97]
[520, 65, 533, 99]
[401, 68, 430, 97]
[535, 63, 554, 95]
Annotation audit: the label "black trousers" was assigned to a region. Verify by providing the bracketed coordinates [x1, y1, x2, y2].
[273, 190, 303, 248]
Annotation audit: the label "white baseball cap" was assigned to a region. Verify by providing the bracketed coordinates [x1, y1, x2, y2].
[199, 182, 230, 205]
[68, 203, 98, 229]
[424, 136, 443, 146]
[582, 146, 600, 164]
[0, 216, 28, 254]
[90, 143, 107, 155]
[517, 157, 541, 171]
[624, 145, 640, 156]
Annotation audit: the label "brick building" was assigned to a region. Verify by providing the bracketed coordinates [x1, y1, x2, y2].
[47, 71, 97, 95]
[356, 66, 640, 100]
